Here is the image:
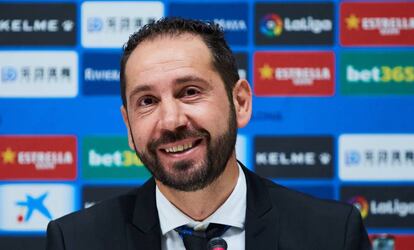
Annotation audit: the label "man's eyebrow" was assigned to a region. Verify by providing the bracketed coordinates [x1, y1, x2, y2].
[128, 76, 210, 100]
[128, 85, 152, 100]
[174, 75, 210, 85]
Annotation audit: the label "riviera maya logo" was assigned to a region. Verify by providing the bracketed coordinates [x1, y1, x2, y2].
[348, 196, 369, 219]
[260, 14, 283, 37]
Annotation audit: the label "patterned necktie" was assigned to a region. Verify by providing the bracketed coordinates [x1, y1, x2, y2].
[175, 223, 230, 250]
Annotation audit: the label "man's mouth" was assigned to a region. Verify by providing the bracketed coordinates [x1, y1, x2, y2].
[160, 138, 203, 154]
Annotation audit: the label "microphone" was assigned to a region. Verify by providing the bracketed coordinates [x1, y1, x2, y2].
[207, 237, 227, 250]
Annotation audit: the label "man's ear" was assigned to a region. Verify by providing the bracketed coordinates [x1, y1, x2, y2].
[232, 79, 252, 128]
[120, 105, 135, 150]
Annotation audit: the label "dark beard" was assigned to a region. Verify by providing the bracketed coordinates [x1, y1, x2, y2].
[133, 106, 237, 192]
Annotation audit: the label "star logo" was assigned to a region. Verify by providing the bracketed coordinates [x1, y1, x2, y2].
[16, 192, 52, 222]
[259, 64, 274, 80]
[1, 147, 16, 164]
[346, 14, 360, 30]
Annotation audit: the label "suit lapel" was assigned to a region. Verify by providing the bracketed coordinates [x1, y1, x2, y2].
[127, 178, 162, 250]
[125, 164, 280, 250]
[242, 165, 280, 250]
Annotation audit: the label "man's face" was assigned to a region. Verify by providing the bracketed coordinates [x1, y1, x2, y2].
[122, 34, 237, 191]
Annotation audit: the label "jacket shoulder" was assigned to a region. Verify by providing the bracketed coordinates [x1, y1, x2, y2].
[56, 188, 137, 227]
[257, 177, 370, 249]
[47, 188, 138, 250]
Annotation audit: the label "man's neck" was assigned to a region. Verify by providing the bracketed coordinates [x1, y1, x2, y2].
[155, 156, 239, 221]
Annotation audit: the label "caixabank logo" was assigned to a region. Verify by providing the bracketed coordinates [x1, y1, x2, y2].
[83, 52, 121, 95]
[340, 2, 414, 46]
[0, 136, 77, 180]
[169, 3, 248, 46]
[340, 52, 414, 95]
[0, 51, 78, 98]
[81, 1, 163, 48]
[83, 137, 151, 180]
[254, 51, 334, 96]
[0, 3, 76, 46]
[342, 186, 414, 228]
[0, 184, 75, 232]
[255, 3, 334, 45]
[255, 136, 333, 178]
[339, 134, 414, 181]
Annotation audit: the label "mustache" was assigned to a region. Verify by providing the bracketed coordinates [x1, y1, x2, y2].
[148, 127, 210, 152]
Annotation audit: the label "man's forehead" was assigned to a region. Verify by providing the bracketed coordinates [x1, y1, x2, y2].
[124, 33, 215, 80]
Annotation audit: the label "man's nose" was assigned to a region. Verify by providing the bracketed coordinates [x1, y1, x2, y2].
[158, 99, 188, 131]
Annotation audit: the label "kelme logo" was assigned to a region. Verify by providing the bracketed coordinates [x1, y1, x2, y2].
[83, 137, 150, 180]
[340, 52, 414, 95]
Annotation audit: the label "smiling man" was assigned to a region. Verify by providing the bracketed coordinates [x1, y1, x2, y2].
[46, 18, 371, 250]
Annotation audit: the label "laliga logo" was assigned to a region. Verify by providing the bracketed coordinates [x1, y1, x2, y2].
[260, 14, 283, 37]
[348, 196, 369, 219]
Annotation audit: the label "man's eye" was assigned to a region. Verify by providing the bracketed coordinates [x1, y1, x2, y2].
[138, 96, 156, 107]
[183, 87, 199, 96]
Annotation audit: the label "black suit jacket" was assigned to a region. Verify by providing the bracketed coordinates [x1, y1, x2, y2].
[46, 166, 371, 250]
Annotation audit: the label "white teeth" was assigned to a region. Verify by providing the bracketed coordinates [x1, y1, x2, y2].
[165, 142, 193, 153]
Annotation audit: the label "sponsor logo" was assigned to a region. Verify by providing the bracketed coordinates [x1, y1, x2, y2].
[340, 52, 414, 95]
[340, 2, 414, 46]
[255, 136, 333, 178]
[83, 137, 150, 180]
[255, 3, 334, 45]
[81, 2, 163, 48]
[260, 14, 332, 37]
[349, 196, 414, 218]
[339, 135, 414, 181]
[0, 184, 75, 231]
[82, 186, 133, 209]
[342, 186, 414, 228]
[169, 3, 248, 46]
[348, 196, 370, 219]
[260, 14, 283, 37]
[83, 52, 121, 95]
[0, 136, 76, 180]
[0, 51, 78, 98]
[0, 3, 76, 46]
[254, 51, 334, 96]
[370, 234, 414, 249]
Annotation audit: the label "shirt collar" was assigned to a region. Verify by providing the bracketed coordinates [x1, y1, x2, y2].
[156, 164, 247, 235]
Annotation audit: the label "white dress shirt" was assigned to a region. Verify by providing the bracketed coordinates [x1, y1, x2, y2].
[156, 164, 247, 250]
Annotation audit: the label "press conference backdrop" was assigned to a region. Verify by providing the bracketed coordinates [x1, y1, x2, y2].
[1, 0, 414, 249]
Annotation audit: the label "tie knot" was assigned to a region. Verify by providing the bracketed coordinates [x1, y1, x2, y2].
[175, 223, 230, 250]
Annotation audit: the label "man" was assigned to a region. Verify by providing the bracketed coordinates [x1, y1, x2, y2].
[46, 18, 371, 250]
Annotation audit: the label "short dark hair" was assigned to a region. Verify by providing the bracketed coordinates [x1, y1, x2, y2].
[120, 17, 239, 108]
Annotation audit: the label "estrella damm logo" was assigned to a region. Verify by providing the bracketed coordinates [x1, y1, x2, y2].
[82, 137, 150, 180]
[340, 52, 414, 95]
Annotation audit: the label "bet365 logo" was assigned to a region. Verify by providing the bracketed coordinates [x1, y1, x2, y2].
[347, 65, 414, 83]
[341, 52, 414, 95]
